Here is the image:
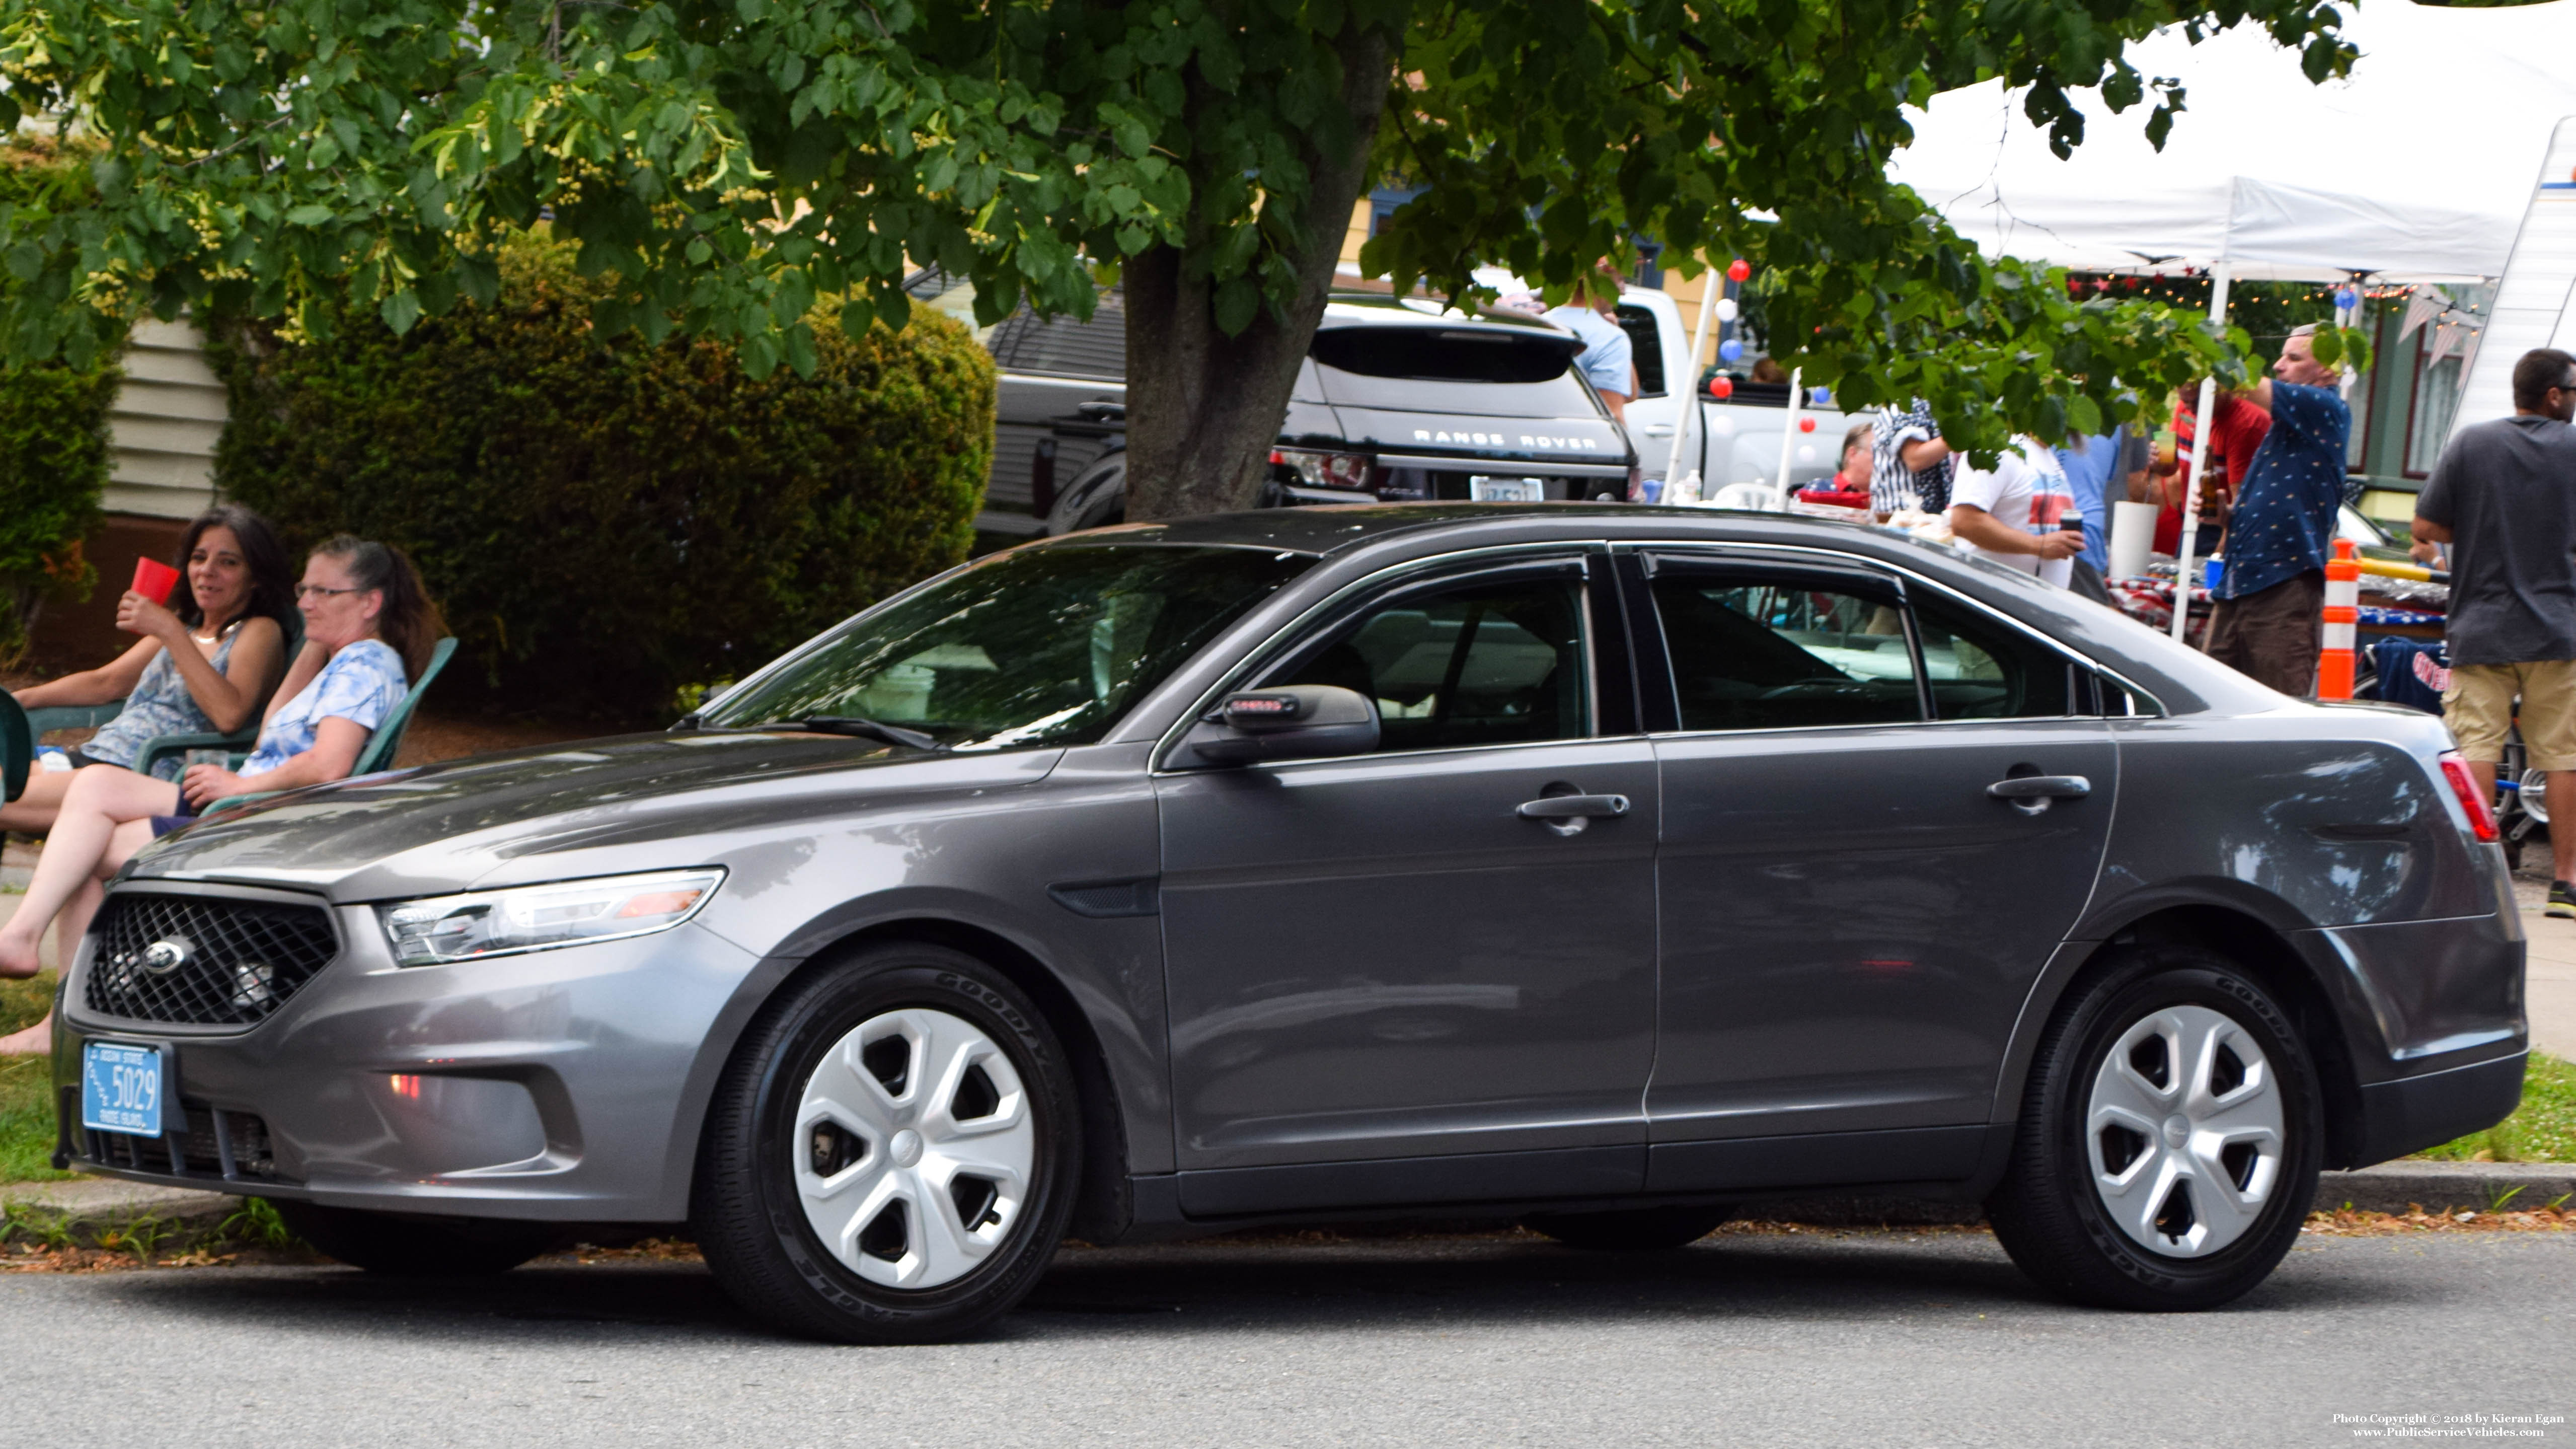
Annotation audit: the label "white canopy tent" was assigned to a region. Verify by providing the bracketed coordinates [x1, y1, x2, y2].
[1890, 0, 2576, 635]
[1888, 0, 2576, 284]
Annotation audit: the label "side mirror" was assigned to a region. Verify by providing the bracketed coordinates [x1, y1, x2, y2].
[1178, 685, 1380, 767]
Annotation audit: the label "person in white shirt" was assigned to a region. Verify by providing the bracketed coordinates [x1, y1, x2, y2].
[1948, 439, 2085, 588]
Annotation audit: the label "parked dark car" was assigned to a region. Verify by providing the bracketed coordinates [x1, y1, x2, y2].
[907, 270, 1639, 537]
[55, 506, 2523, 1342]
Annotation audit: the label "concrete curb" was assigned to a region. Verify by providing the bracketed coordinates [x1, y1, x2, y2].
[2, 1178, 241, 1244]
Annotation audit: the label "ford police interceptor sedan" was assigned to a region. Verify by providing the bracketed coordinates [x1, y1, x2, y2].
[53, 505, 2524, 1342]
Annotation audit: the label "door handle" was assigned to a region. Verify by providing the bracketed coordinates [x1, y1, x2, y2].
[1518, 794, 1632, 820]
[1986, 775, 2091, 801]
[1640, 424, 1676, 437]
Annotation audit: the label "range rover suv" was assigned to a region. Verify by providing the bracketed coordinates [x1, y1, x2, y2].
[907, 272, 1641, 537]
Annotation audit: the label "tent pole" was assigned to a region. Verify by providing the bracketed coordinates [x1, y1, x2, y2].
[2171, 262, 2231, 644]
[1664, 270, 1723, 501]
[1776, 367, 1804, 509]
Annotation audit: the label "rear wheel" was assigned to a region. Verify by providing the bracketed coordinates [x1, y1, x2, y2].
[1987, 944, 2321, 1310]
[693, 942, 1081, 1343]
[271, 1200, 558, 1276]
[1522, 1204, 1731, 1251]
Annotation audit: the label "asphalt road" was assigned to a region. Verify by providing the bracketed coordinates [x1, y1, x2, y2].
[3, 1228, 2568, 1448]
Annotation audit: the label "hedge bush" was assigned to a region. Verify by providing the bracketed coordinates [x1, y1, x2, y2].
[0, 139, 117, 663]
[210, 234, 995, 720]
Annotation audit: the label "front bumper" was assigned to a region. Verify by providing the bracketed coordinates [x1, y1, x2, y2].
[53, 884, 760, 1222]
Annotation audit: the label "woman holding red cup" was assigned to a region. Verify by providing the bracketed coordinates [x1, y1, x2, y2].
[5, 505, 296, 831]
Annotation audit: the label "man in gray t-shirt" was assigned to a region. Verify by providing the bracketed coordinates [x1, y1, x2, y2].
[2413, 346, 2576, 912]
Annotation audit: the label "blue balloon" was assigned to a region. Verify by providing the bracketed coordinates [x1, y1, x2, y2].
[1811, 386, 1833, 405]
[1718, 338, 1745, 363]
[2333, 287, 2359, 311]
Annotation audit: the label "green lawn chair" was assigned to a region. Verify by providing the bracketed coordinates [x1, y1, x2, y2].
[201, 636, 458, 817]
[0, 692, 30, 805]
[24, 701, 124, 734]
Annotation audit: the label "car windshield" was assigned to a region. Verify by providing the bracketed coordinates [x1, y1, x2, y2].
[699, 544, 1314, 751]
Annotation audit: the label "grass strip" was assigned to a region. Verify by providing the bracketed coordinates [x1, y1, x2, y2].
[2414, 1050, 2573, 1163]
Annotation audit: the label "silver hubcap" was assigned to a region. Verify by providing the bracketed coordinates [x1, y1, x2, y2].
[792, 1007, 1036, 1289]
[2086, 1004, 2285, 1258]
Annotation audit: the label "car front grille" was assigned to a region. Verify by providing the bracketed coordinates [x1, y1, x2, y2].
[66, 1088, 281, 1183]
[83, 892, 340, 1027]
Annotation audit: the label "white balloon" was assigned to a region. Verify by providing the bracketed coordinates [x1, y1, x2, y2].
[1715, 298, 1740, 322]
[1797, 445, 1817, 463]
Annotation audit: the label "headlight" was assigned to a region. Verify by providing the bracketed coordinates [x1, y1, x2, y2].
[379, 868, 725, 967]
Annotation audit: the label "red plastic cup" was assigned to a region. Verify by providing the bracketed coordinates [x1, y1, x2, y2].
[130, 557, 181, 606]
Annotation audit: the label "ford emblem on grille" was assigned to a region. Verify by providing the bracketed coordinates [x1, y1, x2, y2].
[140, 936, 195, 976]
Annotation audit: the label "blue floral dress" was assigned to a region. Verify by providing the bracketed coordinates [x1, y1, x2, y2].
[83, 624, 249, 782]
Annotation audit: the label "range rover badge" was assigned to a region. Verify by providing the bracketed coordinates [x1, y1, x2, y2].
[141, 936, 194, 976]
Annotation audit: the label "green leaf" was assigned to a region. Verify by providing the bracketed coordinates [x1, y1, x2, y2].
[379, 289, 422, 335]
[285, 204, 336, 228]
[2310, 325, 2342, 368]
[1213, 277, 1257, 337]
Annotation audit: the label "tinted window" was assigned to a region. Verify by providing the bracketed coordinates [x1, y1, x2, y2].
[1271, 571, 1590, 752]
[1650, 572, 1921, 731]
[1913, 595, 2074, 719]
[1308, 326, 1600, 417]
[1614, 305, 1665, 397]
[703, 545, 1311, 751]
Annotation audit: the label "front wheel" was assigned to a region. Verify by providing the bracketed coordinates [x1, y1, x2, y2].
[692, 943, 1082, 1343]
[1987, 945, 2321, 1311]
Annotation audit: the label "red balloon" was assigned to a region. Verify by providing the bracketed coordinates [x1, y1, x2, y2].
[1725, 258, 1752, 283]
[1709, 376, 1734, 399]
[1798, 416, 1816, 433]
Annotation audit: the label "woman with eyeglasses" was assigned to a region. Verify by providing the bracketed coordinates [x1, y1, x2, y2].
[0, 537, 440, 1048]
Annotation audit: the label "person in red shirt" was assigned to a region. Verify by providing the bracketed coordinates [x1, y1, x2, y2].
[2151, 390, 2271, 556]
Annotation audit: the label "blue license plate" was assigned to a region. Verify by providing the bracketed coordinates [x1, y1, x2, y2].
[81, 1041, 168, 1136]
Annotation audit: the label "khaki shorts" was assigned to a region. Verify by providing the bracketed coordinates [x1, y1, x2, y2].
[2444, 659, 2576, 770]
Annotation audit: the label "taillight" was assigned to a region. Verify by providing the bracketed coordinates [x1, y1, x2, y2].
[1272, 448, 1378, 492]
[2438, 751, 2500, 843]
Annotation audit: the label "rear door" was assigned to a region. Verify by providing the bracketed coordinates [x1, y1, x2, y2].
[1631, 549, 2117, 1191]
[1155, 549, 1659, 1213]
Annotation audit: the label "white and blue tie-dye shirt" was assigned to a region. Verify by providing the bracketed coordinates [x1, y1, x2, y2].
[240, 639, 409, 778]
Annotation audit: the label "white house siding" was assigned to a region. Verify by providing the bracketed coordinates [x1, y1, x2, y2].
[107, 317, 226, 520]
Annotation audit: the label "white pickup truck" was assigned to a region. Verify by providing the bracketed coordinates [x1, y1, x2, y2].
[1607, 286, 1862, 499]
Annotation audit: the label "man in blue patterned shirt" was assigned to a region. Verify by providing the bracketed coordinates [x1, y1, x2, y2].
[2201, 326, 2352, 696]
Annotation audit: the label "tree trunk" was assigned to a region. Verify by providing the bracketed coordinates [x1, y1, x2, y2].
[1121, 24, 1394, 520]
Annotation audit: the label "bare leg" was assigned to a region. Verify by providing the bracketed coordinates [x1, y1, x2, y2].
[0, 851, 118, 1055]
[2551, 770, 2576, 886]
[0, 767, 77, 836]
[0, 765, 178, 977]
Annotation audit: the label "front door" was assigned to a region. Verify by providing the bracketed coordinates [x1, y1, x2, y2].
[1156, 553, 1658, 1211]
[1633, 551, 2116, 1188]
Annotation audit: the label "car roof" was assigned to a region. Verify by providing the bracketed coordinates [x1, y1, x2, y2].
[1314, 295, 1576, 339]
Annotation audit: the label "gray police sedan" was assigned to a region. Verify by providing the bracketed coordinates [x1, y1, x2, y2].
[52, 505, 2524, 1342]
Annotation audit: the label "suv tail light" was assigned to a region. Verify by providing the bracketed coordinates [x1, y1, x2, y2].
[2438, 751, 2501, 842]
[1270, 448, 1379, 492]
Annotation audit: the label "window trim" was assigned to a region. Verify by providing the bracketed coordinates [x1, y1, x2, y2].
[1612, 541, 2167, 736]
[1150, 544, 1624, 772]
[1633, 550, 1934, 730]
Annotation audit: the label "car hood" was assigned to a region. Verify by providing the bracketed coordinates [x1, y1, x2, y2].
[121, 731, 1065, 903]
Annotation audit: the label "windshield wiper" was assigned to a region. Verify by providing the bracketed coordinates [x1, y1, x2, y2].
[793, 715, 946, 752]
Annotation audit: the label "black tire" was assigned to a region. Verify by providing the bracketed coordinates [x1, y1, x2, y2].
[1986, 944, 2322, 1311]
[692, 941, 1082, 1344]
[270, 1200, 558, 1276]
[1522, 1204, 1731, 1251]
